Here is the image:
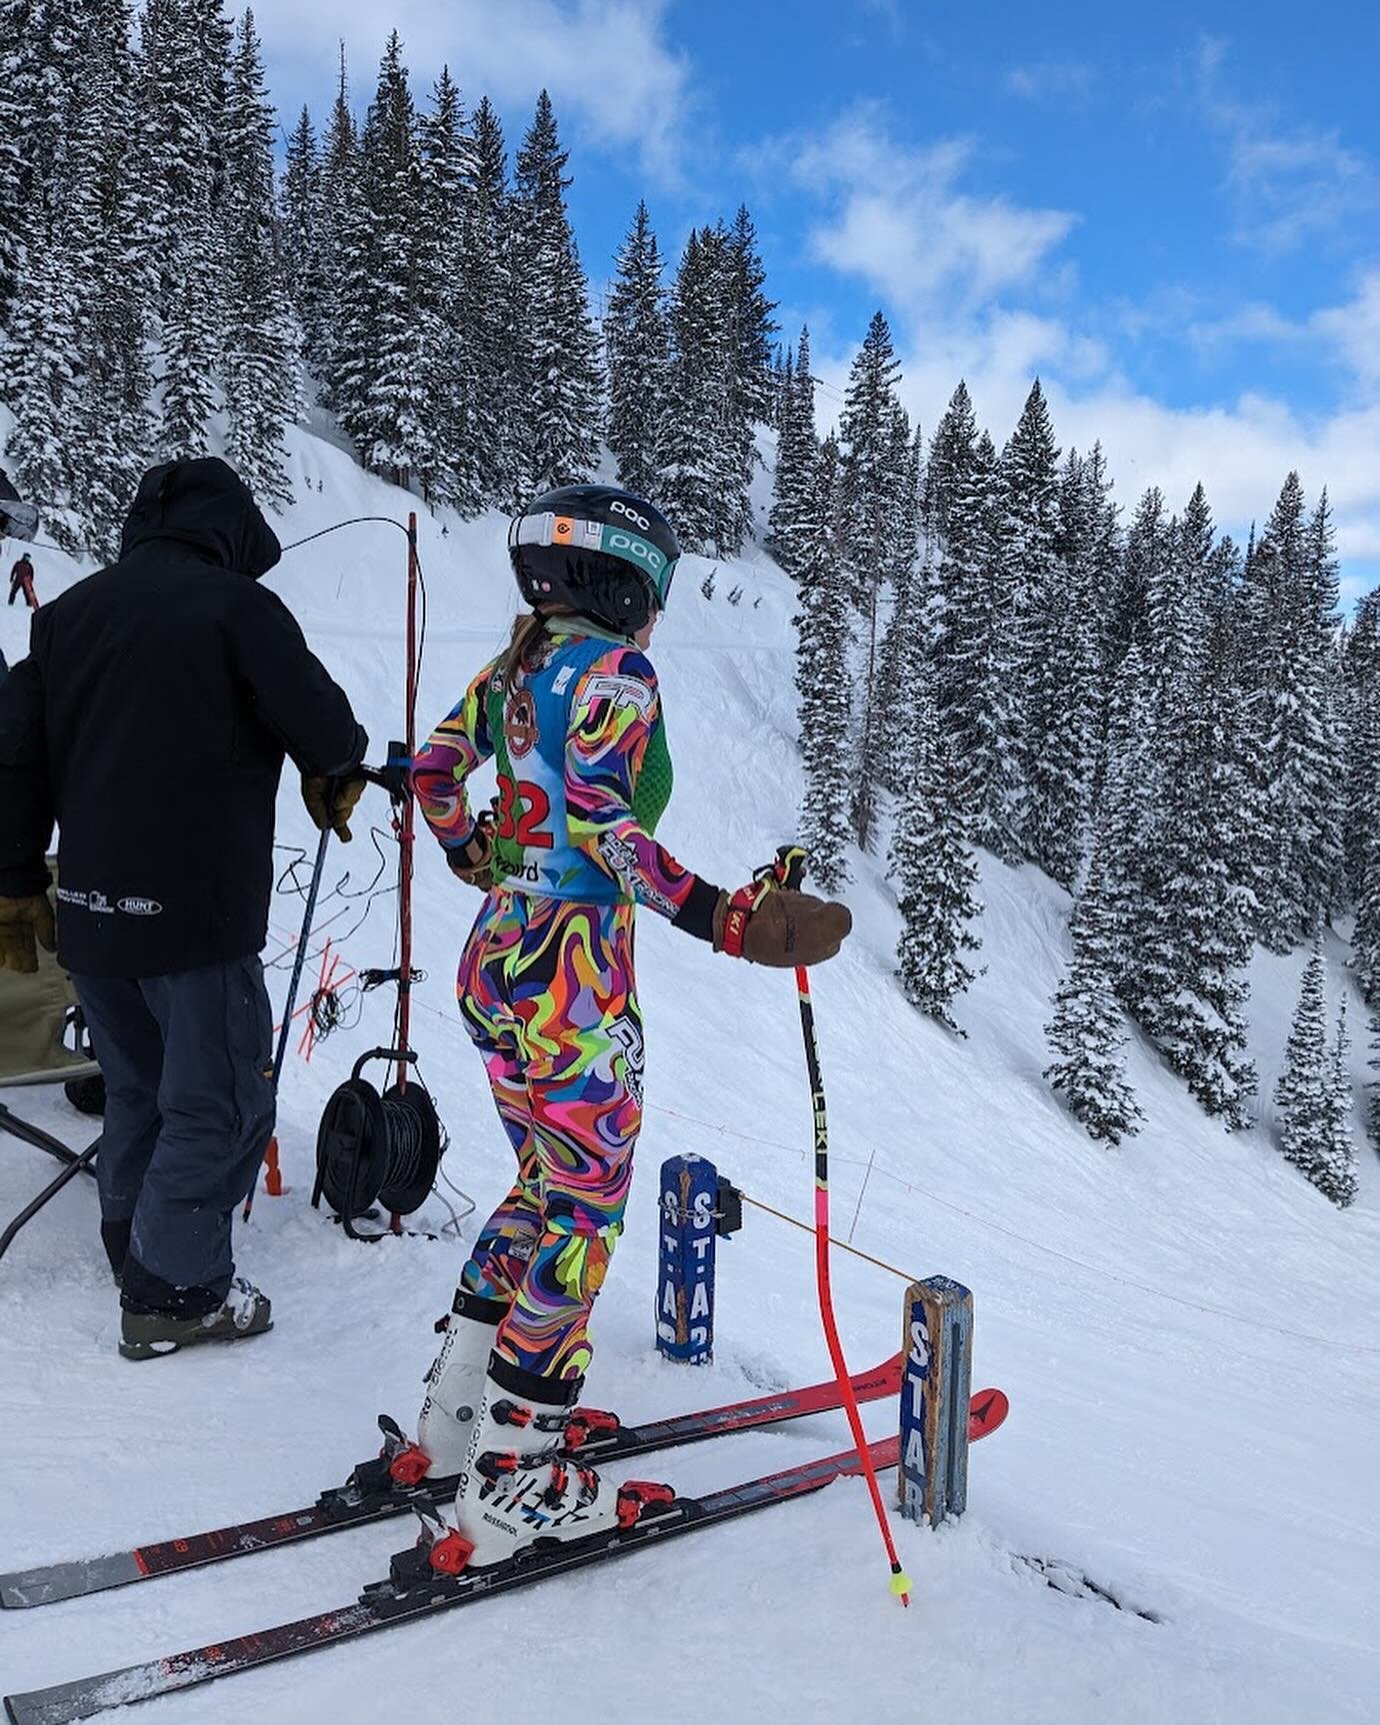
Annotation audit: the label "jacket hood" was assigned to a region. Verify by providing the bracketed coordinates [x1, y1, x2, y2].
[120, 458, 282, 577]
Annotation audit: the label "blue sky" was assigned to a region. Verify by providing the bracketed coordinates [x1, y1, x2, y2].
[259, 0, 1380, 597]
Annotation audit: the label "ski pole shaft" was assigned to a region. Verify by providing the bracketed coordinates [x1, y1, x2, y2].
[795, 961, 913, 1606]
[244, 823, 332, 1221]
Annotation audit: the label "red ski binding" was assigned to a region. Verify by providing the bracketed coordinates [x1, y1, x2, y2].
[386, 1444, 432, 1488]
[615, 1481, 676, 1529]
[565, 1407, 621, 1450]
[426, 1530, 475, 1576]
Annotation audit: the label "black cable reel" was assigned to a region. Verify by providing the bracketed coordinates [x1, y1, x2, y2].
[312, 1047, 443, 1242]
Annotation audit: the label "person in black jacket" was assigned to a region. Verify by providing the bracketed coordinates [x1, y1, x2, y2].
[0, 457, 367, 1360]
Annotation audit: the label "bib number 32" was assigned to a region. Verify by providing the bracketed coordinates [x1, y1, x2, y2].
[495, 775, 554, 849]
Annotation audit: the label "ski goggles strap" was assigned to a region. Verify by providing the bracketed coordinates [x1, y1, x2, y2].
[719, 845, 811, 957]
[511, 511, 678, 605]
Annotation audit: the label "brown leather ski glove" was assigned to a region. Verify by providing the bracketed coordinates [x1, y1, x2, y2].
[712, 884, 852, 968]
[0, 891, 57, 974]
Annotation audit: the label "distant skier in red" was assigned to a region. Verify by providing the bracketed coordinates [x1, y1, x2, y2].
[8, 553, 38, 612]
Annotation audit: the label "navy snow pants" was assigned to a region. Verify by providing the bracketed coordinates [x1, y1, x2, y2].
[72, 957, 274, 1311]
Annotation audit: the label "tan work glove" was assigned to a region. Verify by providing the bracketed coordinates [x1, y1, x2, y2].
[302, 772, 367, 843]
[0, 892, 57, 974]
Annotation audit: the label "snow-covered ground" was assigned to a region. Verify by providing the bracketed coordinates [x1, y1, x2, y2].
[2, 428, 1377, 1723]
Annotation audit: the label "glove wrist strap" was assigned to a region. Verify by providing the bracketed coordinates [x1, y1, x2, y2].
[720, 878, 772, 958]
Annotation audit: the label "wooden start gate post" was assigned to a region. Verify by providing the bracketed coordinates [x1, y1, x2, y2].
[898, 1275, 974, 1527]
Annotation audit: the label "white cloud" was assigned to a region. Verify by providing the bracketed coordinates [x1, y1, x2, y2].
[778, 97, 1379, 584]
[1313, 271, 1380, 390]
[772, 109, 1076, 315]
[1004, 62, 1094, 102]
[256, 0, 694, 182]
[1196, 36, 1376, 255]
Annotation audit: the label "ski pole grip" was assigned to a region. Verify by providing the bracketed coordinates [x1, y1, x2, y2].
[774, 844, 808, 891]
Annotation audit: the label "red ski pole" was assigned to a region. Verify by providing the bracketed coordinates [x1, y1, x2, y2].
[769, 845, 914, 1606]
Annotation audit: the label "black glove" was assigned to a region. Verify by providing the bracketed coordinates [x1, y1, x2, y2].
[446, 811, 498, 891]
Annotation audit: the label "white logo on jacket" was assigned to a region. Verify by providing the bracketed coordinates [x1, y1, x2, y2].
[583, 674, 653, 717]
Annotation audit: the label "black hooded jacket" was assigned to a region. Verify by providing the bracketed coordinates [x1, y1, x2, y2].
[0, 458, 366, 977]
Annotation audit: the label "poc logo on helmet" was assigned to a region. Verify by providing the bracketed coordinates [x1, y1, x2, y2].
[606, 530, 666, 575]
[609, 498, 651, 532]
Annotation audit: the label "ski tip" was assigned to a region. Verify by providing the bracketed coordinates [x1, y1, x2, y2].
[969, 1387, 1010, 1438]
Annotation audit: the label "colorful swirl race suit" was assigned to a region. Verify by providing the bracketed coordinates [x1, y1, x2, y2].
[403, 485, 852, 1577]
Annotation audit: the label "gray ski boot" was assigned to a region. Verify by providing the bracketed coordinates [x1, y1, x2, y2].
[119, 1276, 272, 1361]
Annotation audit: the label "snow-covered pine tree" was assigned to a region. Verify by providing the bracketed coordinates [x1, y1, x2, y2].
[767, 328, 819, 576]
[999, 378, 1061, 861]
[3, 234, 82, 520]
[1320, 997, 1359, 1205]
[874, 400, 922, 793]
[1368, 1011, 1380, 1153]
[889, 672, 982, 1032]
[1044, 824, 1143, 1144]
[838, 309, 903, 852]
[794, 434, 852, 891]
[725, 204, 777, 431]
[1107, 484, 1168, 674]
[352, 32, 433, 487]
[1023, 448, 1103, 887]
[70, 0, 152, 553]
[1347, 589, 1380, 1008]
[507, 90, 601, 500]
[1256, 477, 1345, 949]
[221, 8, 299, 510]
[604, 201, 669, 501]
[1099, 642, 1157, 1005]
[418, 65, 471, 506]
[699, 221, 756, 554]
[281, 107, 322, 359]
[662, 228, 734, 553]
[1342, 586, 1380, 909]
[1142, 684, 1259, 1126]
[929, 402, 1010, 850]
[1275, 942, 1356, 1205]
[4, 0, 151, 546]
[456, 97, 516, 512]
[0, 0, 85, 337]
[139, 0, 230, 458]
[312, 48, 368, 419]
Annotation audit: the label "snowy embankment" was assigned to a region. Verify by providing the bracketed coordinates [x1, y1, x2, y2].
[1, 426, 1377, 1723]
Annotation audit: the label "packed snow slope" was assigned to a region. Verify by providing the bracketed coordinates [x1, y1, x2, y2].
[2, 426, 1378, 1724]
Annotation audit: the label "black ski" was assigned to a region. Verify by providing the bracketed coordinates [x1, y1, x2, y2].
[0, 1353, 904, 1610]
[4, 1436, 902, 1725]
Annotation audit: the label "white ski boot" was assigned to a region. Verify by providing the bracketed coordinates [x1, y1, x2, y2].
[382, 1288, 509, 1487]
[422, 1353, 674, 1575]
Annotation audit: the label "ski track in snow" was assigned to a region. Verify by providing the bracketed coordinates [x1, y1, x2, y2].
[2, 424, 1378, 1724]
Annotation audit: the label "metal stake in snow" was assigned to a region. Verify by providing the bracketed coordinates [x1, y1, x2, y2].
[766, 845, 914, 1606]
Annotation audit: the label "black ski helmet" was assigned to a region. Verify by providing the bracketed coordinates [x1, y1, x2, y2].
[508, 485, 681, 635]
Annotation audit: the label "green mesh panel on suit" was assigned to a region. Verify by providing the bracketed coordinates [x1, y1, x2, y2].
[633, 710, 673, 836]
[487, 672, 523, 882]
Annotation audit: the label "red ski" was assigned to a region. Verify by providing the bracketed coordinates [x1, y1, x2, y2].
[1, 1354, 909, 1610]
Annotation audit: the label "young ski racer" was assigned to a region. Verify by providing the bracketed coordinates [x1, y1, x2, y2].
[403, 484, 852, 1572]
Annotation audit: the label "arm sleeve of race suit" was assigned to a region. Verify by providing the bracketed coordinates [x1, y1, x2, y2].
[225, 584, 367, 777]
[565, 646, 722, 938]
[412, 660, 497, 851]
[0, 655, 56, 897]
